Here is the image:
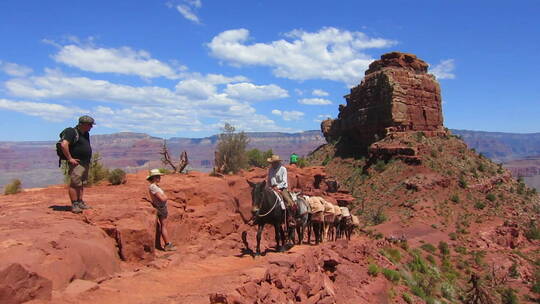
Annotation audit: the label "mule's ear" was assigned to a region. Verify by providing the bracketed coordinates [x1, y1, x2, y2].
[247, 180, 256, 188]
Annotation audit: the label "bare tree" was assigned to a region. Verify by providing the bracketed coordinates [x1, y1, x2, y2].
[464, 274, 496, 304]
[159, 140, 189, 173]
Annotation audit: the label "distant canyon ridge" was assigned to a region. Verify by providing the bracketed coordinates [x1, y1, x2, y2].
[0, 129, 539, 189]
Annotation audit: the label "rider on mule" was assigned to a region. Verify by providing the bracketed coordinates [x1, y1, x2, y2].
[266, 155, 296, 228]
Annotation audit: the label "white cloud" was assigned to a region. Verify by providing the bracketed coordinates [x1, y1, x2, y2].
[312, 89, 329, 97]
[175, 78, 217, 100]
[212, 113, 291, 133]
[0, 98, 85, 121]
[171, 0, 202, 24]
[92, 104, 201, 134]
[1, 68, 290, 134]
[208, 27, 396, 85]
[53, 44, 181, 79]
[224, 82, 288, 101]
[298, 98, 332, 105]
[271, 109, 304, 121]
[294, 89, 304, 96]
[187, 0, 202, 8]
[5, 69, 179, 105]
[176, 5, 200, 24]
[430, 59, 455, 80]
[0, 61, 33, 77]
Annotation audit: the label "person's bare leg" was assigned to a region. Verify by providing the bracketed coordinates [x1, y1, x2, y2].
[158, 217, 170, 245]
[68, 186, 78, 202]
[79, 186, 84, 202]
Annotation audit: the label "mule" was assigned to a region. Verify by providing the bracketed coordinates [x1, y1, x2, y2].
[307, 211, 324, 245]
[304, 196, 325, 245]
[248, 180, 287, 255]
[290, 193, 311, 244]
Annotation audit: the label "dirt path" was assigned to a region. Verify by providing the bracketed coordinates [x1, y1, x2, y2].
[52, 245, 310, 304]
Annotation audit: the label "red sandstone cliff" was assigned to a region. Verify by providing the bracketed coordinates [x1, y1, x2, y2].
[322, 52, 444, 146]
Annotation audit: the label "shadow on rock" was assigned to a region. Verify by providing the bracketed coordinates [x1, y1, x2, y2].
[48, 205, 72, 212]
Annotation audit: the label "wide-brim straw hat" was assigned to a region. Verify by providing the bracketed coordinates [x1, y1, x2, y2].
[146, 169, 164, 180]
[267, 154, 281, 163]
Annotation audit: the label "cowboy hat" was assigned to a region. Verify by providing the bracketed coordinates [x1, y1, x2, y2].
[267, 154, 281, 163]
[146, 168, 164, 180]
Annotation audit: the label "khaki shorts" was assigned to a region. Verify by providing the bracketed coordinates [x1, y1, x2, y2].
[69, 164, 89, 187]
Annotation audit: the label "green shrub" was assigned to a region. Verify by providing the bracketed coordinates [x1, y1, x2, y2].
[214, 123, 249, 174]
[296, 157, 308, 168]
[410, 285, 426, 299]
[449, 232, 458, 240]
[500, 287, 519, 304]
[381, 247, 401, 263]
[421, 243, 437, 253]
[478, 163, 486, 172]
[509, 261, 519, 278]
[382, 268, 400, 283]
[158, 168, 172, 174]
[455, 246, 467, 254]
[415, 131, 425, 142]
[88, 152, 109, 185]
[471, 250, 486, 266]
[409, 251, 430, 274]
[450, 194, 460, 203]
[440, 282, 456, 301]
[486, 193, 496, 202]
[517, 180, 526, 195]
[402, 293, 413, 304]
[438, 241, 450, 256]
[371, 207, 387, 225]
[532, 268, 540, 294]
[246, 148, 273, 168]
[458, 175, 468, 188]
[322, 155, 331, 166]
[374, 160, 386, 172]
[108, 168, 126, 185]
[474, 201, 486, 210]
[426, 255, 436, 264]
[525, 221, 540, 241]
[4, 179, 22, 195]
[368, 263, 380, 277]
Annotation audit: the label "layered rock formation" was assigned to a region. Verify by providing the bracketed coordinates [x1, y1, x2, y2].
[322, 52, 445, 146]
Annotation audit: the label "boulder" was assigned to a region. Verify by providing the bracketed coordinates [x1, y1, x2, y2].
[0, 263, 52, 304]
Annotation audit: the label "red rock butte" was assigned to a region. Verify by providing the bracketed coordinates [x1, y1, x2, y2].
[322, 52, 445, 146]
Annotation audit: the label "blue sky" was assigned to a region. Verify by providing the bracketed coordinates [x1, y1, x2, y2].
[0, 0, 538, 141]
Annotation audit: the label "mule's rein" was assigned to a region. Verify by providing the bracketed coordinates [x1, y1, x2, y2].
[256, 190, 281, 218]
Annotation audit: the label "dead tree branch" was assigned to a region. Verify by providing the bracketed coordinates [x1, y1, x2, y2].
[159, 140, 189, 173]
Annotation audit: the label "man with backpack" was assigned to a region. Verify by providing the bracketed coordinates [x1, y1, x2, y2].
[59, 115, 95, 214]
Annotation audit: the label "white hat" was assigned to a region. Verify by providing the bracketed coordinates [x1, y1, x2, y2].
[267, 154, 281, 163]
[146, 169, 164, 180]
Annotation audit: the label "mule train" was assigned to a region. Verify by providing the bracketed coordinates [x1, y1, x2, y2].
[248, 180, 360, 255]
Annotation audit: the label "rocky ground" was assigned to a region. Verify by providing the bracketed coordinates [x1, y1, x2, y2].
[1, 166, 386, 304]
[2, 148, 539, 303]
[309, 131, 540, 303]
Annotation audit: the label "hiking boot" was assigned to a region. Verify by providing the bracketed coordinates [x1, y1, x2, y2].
[78, 200, 92, 210]
[71, 202, 82, 214]
[164, 243, 177, 251]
